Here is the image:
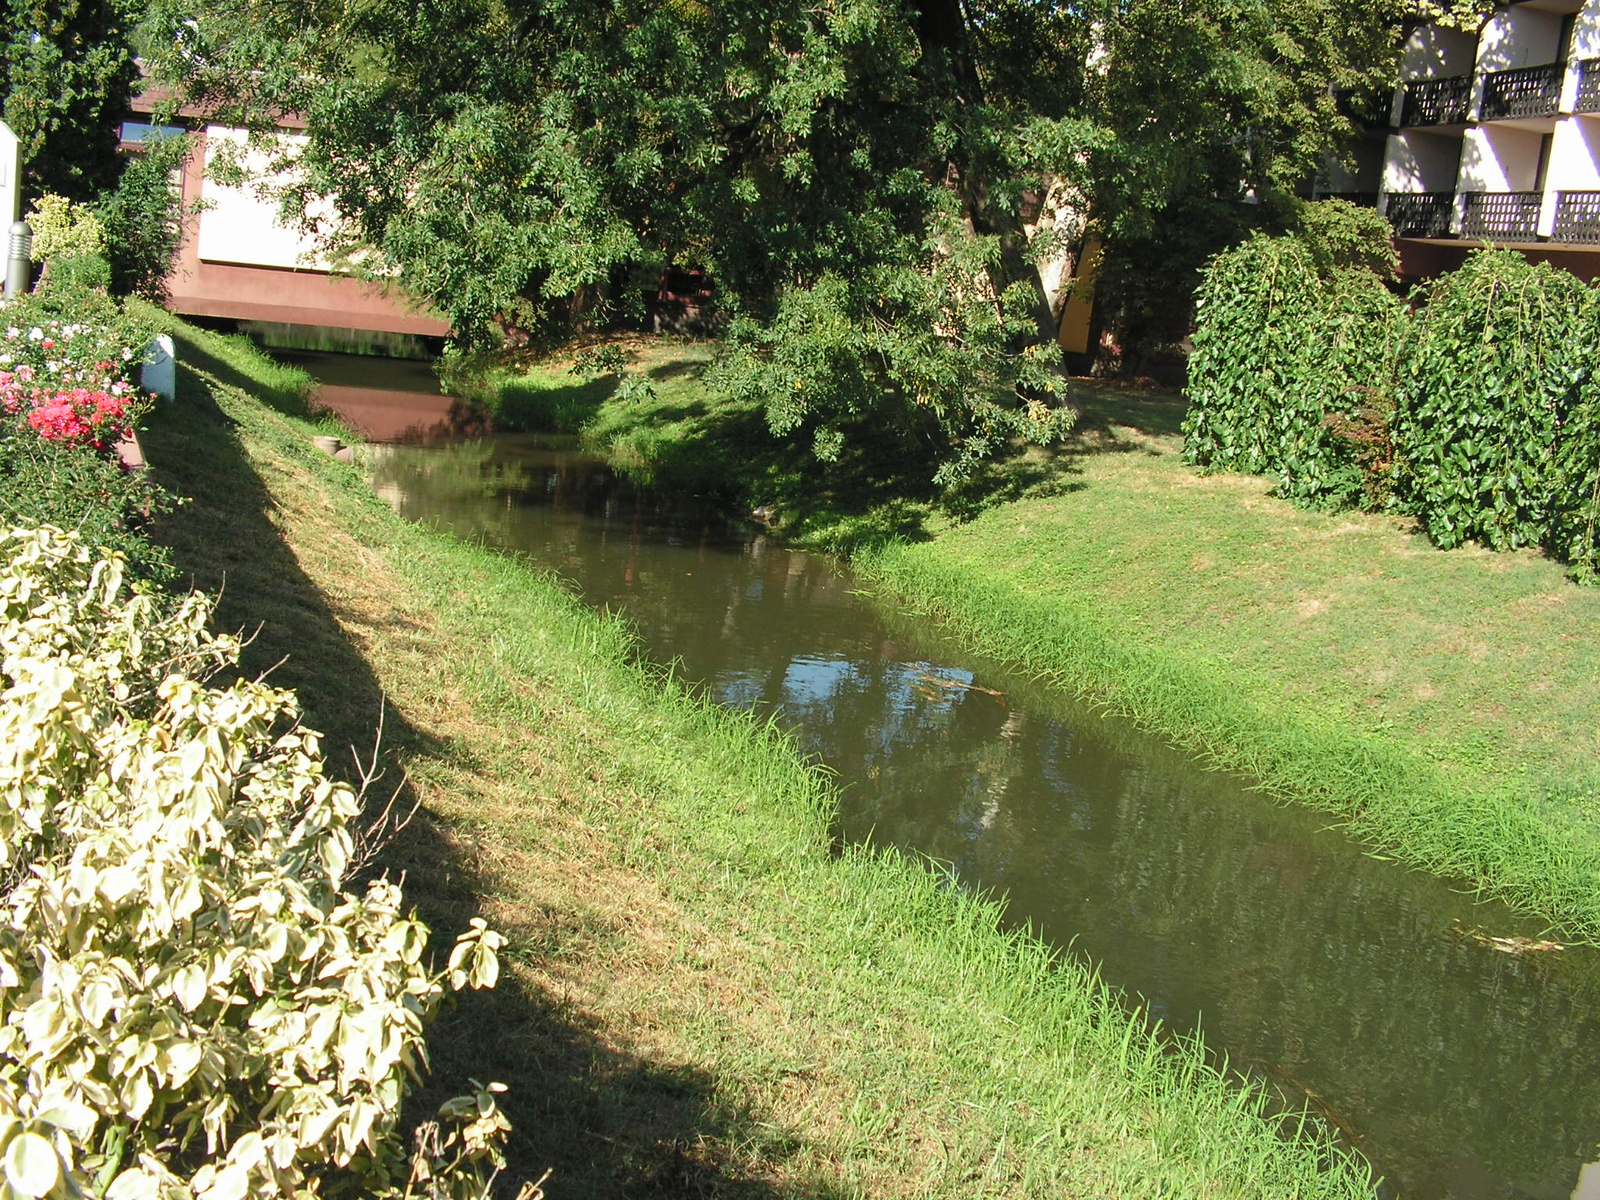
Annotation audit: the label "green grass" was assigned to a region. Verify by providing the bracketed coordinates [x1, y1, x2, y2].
[136, 313, 1380, 1198]
[483, 341, 1600, 941]
[854, 390, 1600, 939]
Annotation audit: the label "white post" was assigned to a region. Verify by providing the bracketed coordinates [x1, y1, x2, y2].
[142, 334, 176, 400]
[0, 122, 19, 229]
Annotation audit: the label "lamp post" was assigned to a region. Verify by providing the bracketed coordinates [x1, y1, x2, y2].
[5, 221, 29, 298]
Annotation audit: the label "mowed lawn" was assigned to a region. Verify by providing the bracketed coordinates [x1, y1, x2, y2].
[921, 383, 1600, 809]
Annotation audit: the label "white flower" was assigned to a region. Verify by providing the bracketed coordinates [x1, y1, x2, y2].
[27, 327, 42, 341]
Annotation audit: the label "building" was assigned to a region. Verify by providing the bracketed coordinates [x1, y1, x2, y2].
[1343, 0, 1600, 281]
[124, 96, 451, 338]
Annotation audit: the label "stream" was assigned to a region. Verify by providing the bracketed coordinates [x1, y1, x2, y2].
[285, 348, 1600, 1200]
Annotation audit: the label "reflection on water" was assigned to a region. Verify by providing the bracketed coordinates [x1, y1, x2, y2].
[278, 350, 486, 443]
[362, 435, 1600, 1200]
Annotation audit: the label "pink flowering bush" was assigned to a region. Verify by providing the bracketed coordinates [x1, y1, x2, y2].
[0, 291, 170, 578]
[0, 362, 141, 453]
[0, 292, 152, 456]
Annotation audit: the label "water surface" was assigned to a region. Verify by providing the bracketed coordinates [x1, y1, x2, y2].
[307, 355, 1600, 1200]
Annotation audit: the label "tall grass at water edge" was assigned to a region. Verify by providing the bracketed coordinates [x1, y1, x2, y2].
[366, 519, 1383, 1198]
[138, 312, 1383, 1198]
[852, 540, 1600, 942]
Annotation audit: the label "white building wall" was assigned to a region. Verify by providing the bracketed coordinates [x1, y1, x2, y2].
[1573, 2, 1600, 60]
[1460, 124, 1546, 192]
[1565, 2, 1600, 109]
[1399, 24, 1481, 79]
[1384, 130, 1465, 193]
[1477, 7, 1564, 74]
[195, 126, 332, 272]
[1383, 2, 1600, 247]
[1548, 118, 1600, 191]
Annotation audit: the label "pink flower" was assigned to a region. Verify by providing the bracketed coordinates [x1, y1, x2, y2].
[20, 386, 129, 450]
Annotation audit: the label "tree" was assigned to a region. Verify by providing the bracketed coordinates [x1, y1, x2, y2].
[3, 0, 142, 202]
[97, 129, 194, 301]
[141, 0, 1435, 480]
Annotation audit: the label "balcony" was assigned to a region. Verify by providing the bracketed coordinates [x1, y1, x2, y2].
[1385, 191, 1456, 238]
[1578, 59, 1600, 114]
[1552, 191, 1600, 244]
[1400, 75, 1473, 126]
[1334, 88, 1393, 128]
[1480, 63, 1562, 121]
[1460, 191, 1542, 241]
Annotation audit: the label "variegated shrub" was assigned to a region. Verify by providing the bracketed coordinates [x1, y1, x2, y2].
[0, 525, 514, 1200]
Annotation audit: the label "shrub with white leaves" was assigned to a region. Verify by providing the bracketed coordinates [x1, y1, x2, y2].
[0, 525, 516, 1200]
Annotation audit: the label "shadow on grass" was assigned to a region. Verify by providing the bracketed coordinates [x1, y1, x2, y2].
[937, 444, 1088, 525]
[934, 381, 1189, 522]
[141, 359, 840, 1199]
[1070, 379, 1189, 441]
[172, 329, 318, 421]
[143, 348, 407, 760]
[646, 359, 706, 384]
[399, 836, 840, 1198]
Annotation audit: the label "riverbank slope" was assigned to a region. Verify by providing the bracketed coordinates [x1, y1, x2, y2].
[500, 341, 1600, 941]
[137, 316, 1375, 1196]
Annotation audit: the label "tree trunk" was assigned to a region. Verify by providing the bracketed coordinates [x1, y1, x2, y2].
[912, 0, 1061, 355]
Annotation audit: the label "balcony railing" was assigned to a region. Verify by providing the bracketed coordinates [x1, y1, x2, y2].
[1460, 191, 1542, 241]
[1481, 63, 1563, 121]
[1385, 191, 1456, 238]
[1334, 88, 1394, 128]
[1553, 191, 1600, 244]
[1578, 59, 1600, 114]
[1400, 75, 1473, 126]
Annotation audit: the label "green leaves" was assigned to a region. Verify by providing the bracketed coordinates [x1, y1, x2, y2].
[1191, 240, 1600, 580]
[1394, 250, 1600, 575]
[1185, 225, 1403, 511]
[0, 525, 512, 1200]
[2, 0, 141, 202]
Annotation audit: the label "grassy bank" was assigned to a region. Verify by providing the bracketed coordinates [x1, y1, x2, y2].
[490, 344, 1600, 941]
[137, 316, 1376, 1196]
[855, 411, 1600, 940]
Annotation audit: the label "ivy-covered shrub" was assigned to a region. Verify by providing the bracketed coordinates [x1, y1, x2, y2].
[0, 525, 515, 1200]
[1547, 381, 1600, 579]
[1184, 234, 1405, 509]
[1392, 250, 1598, 568]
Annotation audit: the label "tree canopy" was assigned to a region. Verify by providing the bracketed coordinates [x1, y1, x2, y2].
[143, 0, 1466, 479]
[4, 0, 142, 202]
